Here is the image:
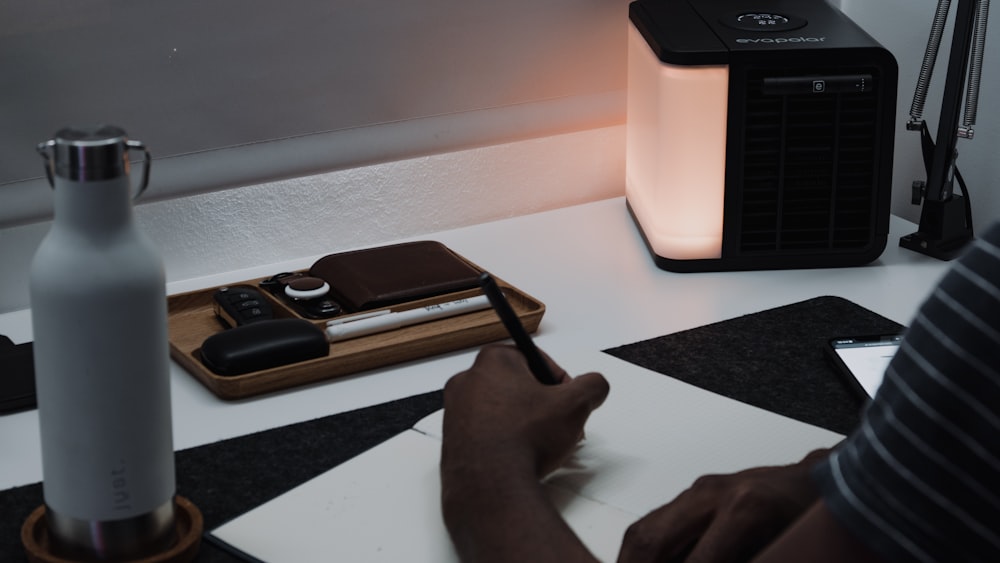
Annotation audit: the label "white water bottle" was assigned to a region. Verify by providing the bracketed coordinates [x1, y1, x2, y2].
[30, 126, 176, 559]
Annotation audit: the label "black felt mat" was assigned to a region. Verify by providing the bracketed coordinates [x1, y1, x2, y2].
[0, 390, 443, 562]
[603, 296, 905, 436]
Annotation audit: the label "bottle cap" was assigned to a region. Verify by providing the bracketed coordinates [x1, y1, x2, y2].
[50, 125, 130, 182]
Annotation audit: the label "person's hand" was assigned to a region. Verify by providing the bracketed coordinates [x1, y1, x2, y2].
[441, 344, 610, 480]
[617, 448, 832, 563]
[440, 345, 610, 563]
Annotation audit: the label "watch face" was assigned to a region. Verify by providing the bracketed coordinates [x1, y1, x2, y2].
[721, 12, 808, 32]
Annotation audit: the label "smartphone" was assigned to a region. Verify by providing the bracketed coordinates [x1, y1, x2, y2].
[825, 333, 903, 400]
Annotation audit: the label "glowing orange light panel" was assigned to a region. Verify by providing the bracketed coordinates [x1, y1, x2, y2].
[625, 24, 729, 260]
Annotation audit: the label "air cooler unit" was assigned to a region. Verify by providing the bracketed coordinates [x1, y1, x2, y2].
[626, 0, 898, 272]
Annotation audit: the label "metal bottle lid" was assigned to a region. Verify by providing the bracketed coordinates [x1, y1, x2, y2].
[37, 125, 151, 196]
[50, 125, 130, 181]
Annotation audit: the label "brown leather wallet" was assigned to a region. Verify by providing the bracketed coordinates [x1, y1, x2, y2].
[308, 241, 481, 312]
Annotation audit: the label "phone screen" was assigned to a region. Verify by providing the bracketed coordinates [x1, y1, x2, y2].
[826, 334, 903, 399]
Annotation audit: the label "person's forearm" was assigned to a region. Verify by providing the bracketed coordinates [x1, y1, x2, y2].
[441, 462, 598, 563]
[752, 500, 884, 563]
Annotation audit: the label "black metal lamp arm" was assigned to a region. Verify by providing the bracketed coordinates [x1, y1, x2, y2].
[900, 0, 989, 260]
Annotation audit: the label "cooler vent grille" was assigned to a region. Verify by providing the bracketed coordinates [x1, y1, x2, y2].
[737, 70, 881, 254]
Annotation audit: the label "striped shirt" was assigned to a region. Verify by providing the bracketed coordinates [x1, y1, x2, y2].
[814, 222, 1000, 562]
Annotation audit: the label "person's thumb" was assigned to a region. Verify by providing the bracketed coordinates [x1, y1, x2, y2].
[567, 371, 610, 413]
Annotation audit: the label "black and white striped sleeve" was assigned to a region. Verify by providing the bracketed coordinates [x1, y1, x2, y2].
[814, 222, 1000, 562]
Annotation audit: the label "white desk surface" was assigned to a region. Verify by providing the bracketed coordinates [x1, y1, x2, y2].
[0, 196, 951, 491]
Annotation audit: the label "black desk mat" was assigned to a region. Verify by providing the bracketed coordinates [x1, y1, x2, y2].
[0, 296, 903, 560]
[0, 390, 444, 562]
[604, 296, 905, 436]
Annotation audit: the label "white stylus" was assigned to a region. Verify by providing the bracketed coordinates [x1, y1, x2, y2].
[325, 294, 490, 342]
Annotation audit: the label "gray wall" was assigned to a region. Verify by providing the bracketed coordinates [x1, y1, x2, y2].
[1, 0, 628, 226]
[3, 0, 998, 315]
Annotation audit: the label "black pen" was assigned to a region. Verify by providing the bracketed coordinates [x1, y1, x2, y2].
[478, 272, 559, 385]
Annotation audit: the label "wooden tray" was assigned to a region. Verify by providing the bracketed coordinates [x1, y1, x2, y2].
[167, 256, 544, 400]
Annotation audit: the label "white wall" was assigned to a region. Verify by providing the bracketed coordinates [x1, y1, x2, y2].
[0, 0, 632, 314]
[3, 0, 999, 315]
[0, 0, 629, 226]
[0, 126, 625, 313]
[840, 0, 1000, 230]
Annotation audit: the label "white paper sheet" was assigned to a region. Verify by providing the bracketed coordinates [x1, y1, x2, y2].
[210, 351, 845, 562]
